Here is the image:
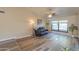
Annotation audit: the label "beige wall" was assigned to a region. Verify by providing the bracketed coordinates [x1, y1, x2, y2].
[0, 8, 37, 41]
[62, 15, 79, 37]
[75, 14, 79, 37]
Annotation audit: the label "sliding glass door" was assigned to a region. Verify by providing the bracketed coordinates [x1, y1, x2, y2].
[52, 21, 59, 31]
[59, 20, 68, 32]
[51, 20, 68, 32]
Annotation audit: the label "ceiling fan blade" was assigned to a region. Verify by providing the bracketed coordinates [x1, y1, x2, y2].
[0, 11, 5, 13]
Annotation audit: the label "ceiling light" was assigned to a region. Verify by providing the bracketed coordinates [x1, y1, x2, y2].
[48, 14, 52, 18]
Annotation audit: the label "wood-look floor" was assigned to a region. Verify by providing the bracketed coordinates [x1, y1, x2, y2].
[0, 32, 79, 51]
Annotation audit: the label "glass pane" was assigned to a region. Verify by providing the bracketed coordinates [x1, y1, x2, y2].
[59, 20, 68, 31]
[59, 20, 68, 23]
[52, 21, 58, 30]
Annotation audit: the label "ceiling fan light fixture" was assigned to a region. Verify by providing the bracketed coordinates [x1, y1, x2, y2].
[48, 14, 52, 18]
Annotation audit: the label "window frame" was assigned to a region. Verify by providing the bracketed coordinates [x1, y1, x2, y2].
[51, 20, 68, 32]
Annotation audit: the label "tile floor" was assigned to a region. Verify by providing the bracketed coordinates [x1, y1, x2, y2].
[0, 32, 79, 51]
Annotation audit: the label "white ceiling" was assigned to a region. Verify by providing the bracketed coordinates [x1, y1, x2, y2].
[0, 7, 79, 18]
[27, 7, 79, 18]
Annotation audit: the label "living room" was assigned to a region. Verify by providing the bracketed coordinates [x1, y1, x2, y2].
[0, 7, 79, 51]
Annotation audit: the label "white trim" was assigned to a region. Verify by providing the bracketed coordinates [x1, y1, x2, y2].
[52, 31, 70, 36]
[0, 34, 32, 42]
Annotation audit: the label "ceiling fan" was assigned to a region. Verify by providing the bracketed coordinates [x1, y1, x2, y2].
[46, 8, 56, 18]
[0, 10, 5, 13]
[48, 12, 56, 18]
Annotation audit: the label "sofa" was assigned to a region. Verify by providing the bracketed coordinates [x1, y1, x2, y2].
[34, 27, 48, 36]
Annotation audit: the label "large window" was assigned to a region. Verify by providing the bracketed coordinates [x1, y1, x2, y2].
[52, 21, 58, 31]
[52, 20, 68, 32]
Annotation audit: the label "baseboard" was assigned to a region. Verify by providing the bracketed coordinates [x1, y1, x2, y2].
[0, 33, 32, 42]
[52, 31, 70, 36]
